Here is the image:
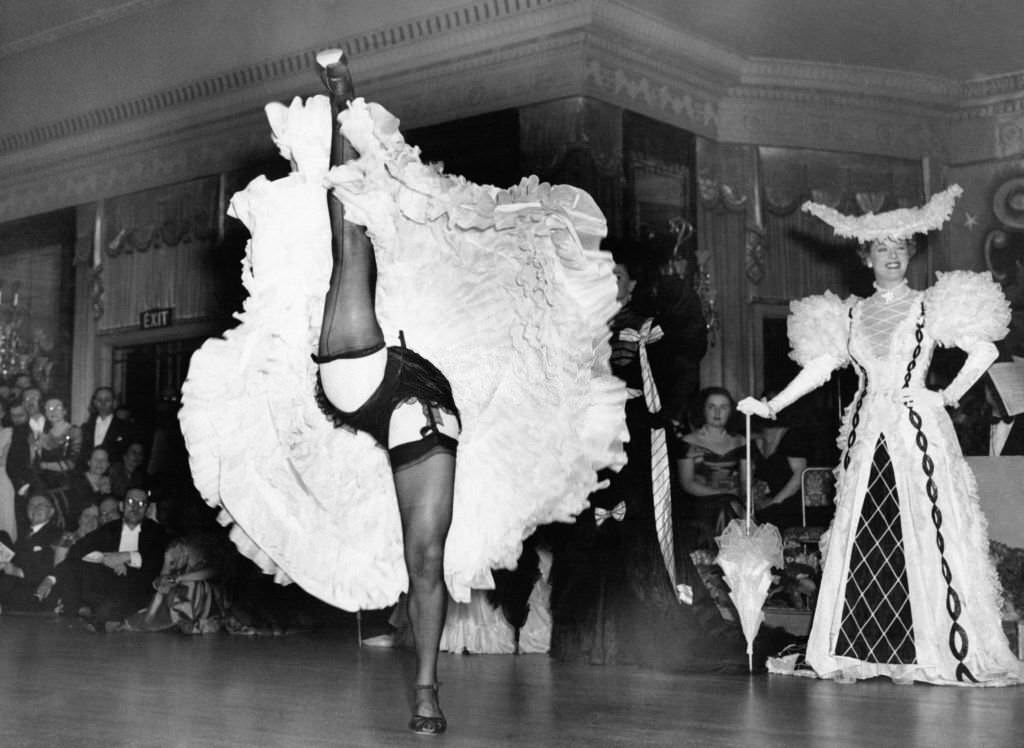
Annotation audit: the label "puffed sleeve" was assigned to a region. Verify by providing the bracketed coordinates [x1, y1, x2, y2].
[787, 291, 855, 367]
[924, 270, 1010, 348]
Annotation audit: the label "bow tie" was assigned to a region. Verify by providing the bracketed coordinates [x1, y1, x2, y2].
[991, 416, 1015, 425]
[594, 501, 627, 526]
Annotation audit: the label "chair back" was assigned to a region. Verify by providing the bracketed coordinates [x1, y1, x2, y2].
[800, 467, 836, 526]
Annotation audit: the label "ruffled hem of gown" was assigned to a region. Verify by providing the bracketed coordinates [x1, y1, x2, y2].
[179, 95, 628, 610]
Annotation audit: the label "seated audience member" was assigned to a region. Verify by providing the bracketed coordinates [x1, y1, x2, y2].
[676, 387, 745, 548]
[123, 534, 227, 635]
[0, 493, 63, 613]
[36, 397, 82, 490]
[36, 488, 167, 628]
[750, 414, 812, 530]
[77, 387, 134, 470]
[98, 496, 121, 527]
[108, 441, 147, 498]
[65, 447, 113, 530]
[54, 504, 101, 566]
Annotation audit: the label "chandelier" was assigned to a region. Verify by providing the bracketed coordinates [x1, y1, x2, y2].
[0, 280, 30, 381]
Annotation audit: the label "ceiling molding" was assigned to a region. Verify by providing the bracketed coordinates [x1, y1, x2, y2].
[740, 58, 959, 105]
[0, 0, 175, 59]
[4, 0, 1024, 223]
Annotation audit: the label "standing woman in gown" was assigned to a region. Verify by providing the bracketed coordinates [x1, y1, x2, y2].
[0, 401, 16, 541]
[739, 185, 1023, 685]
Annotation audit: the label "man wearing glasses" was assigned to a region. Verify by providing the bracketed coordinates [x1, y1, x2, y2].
[36, 488, 166, 629]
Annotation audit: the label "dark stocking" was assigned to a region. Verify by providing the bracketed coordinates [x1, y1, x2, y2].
[316, 53, 384, 362]
[393, 451, 455, 719]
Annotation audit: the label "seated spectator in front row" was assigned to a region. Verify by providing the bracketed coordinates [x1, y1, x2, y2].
[109, 441, 147, 498]
[54, 504, 101, 566]
[98, 496, 121, 527]
[65, 447, 113, 531]
[0, 493, 63, 613]
[123, 534, 227, 635]
[36, 488, 166, 629]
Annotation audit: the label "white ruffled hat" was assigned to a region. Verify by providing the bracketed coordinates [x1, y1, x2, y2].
[802, 184, 963, 242]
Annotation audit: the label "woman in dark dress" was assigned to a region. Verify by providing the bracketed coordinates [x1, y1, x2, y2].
[677, 387, 746, 549]
[751, 416, 812, 530]
[551, 252, 781, 672]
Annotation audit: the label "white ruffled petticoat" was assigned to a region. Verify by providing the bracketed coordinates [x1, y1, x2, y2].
[179, 95, 628, 611]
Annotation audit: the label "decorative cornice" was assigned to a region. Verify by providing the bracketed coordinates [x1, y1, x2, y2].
[0, 0, 574, 157]
[740, 58, 959, 105]
[720, 93, 947, 159]
[962, 69, 1024, 101]
[583, 56, 719, 135]
[0, 0, 174, 59]
[6, 0, 1024, 223]
[592, 0, 744, 81]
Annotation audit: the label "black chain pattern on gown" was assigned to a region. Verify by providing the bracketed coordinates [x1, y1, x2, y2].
[902, 303, 977, 683]
[844, 307, 868, 471]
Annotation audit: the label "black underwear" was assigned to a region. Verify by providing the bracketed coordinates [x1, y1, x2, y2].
[315, 345, 461, 469]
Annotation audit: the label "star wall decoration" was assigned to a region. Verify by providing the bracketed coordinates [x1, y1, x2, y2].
[964, 212, 978, 230]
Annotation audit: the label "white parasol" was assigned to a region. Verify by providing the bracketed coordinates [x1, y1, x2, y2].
[715, 413, 783, 672]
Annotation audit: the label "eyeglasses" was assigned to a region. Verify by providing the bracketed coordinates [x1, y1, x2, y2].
[124, 498, 149, 508]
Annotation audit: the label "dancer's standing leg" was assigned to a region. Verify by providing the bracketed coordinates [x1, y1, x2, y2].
[394, 451, 454, 732]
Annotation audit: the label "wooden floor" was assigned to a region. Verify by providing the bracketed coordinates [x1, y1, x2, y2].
[1, 615, 1022, 748]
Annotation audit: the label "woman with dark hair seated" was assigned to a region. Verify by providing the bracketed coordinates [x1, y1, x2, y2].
[676, 386, 746, 548]
[750, 410, 812, 531]
[64, 447, 112, 532]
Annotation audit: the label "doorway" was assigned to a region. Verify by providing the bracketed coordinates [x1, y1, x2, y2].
[111, 337, 204, 439]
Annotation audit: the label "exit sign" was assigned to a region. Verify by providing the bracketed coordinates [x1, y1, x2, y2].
[140, 307, 174, 330]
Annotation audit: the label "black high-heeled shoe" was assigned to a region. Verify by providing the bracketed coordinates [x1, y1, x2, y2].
[408, 683, 447, 735]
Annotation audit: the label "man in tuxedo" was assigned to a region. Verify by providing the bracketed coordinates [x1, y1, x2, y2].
[77, 386, 134, 470]
[0, 493, 63, 612]
[37, 488, 166, 627]
[986, 378, 1024, 456]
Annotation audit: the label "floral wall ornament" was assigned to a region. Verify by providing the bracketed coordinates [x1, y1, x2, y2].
[697, 175, 750, 213]
[0, 279, 29, 379]
[694, 246, 719, 347]
[90, 263, 105, 321]
[745, 225, 768, 285]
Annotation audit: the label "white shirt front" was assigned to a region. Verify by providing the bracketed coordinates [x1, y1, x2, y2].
[118, 523, 143, 568]
[28, 414, 46, 436]
[990, 421, 1014, 457]
[94, 414, 113, 447]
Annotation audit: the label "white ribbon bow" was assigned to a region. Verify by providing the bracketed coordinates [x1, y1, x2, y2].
[594, 501, 627, 526]
[618, 318, 677, 590]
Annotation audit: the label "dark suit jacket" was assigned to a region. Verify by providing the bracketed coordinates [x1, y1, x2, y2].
[0, 520, 63, 586]
[996, 418, 1024, 456]
[65, 518, 167, 587]
[77, 415, 135, 469]
[5, 423, 35, 494]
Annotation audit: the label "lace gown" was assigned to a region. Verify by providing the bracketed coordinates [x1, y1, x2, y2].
[179, 95, 628, 611]
[796, 272, 1023, 685]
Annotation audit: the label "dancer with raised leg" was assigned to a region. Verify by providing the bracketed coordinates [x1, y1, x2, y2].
[180, 50, 627, 733]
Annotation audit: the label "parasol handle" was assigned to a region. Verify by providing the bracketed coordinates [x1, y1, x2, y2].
[745, 413, 752, 534]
